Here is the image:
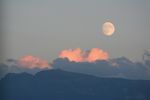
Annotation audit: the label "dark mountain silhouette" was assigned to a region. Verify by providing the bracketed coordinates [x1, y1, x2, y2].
[53, 57, 150, 80]
[0, 63, 9, 79]
[0, 62, 47, 79]
[0, 69, 150, 100]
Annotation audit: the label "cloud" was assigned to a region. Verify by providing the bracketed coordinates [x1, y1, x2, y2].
[87, 48, 109, 62]
[53, 57, 150, 80]
[0, 55, 52, 78]
[17, 55, 50, 69]
[59, 48, 109, 62]
[59, 48, 83, 62]
[1, 50, 150, 80]
[143, 51, 150, 67]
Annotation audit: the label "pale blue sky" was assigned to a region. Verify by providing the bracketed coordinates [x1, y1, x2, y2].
[2, 0, 150, 62]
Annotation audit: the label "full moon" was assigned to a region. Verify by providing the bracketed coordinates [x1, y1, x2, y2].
[102, 22, 115, 36]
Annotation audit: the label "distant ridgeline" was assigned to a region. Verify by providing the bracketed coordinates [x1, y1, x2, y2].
[53, 57, 150, 80]
[0, 69, 150, 100]
[0, 53, 150, 80]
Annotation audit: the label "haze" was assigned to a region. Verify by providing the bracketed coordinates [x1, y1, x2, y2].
[1, 0, 150, 62]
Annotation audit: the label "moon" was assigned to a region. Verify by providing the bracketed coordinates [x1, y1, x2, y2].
[102, 22, 115, 36]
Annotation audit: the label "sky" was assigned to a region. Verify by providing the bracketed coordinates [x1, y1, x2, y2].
[1, 0, 150, 62]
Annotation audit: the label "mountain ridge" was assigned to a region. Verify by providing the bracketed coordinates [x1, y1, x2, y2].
[0, 69, 150, 100]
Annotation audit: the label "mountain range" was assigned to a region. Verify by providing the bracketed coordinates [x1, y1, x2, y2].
[0, 69, 150, 100]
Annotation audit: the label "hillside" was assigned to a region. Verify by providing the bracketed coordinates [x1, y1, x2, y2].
[0, 69, 150, 100]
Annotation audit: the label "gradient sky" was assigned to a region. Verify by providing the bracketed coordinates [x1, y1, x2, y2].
[2, 0, 150, 62]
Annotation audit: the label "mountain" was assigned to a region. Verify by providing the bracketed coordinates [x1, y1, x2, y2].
[0, 63, 9, 79]
[0, 62, 48, 79]
[53, 57, 150, 80]
[0, 69, 150, 100]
